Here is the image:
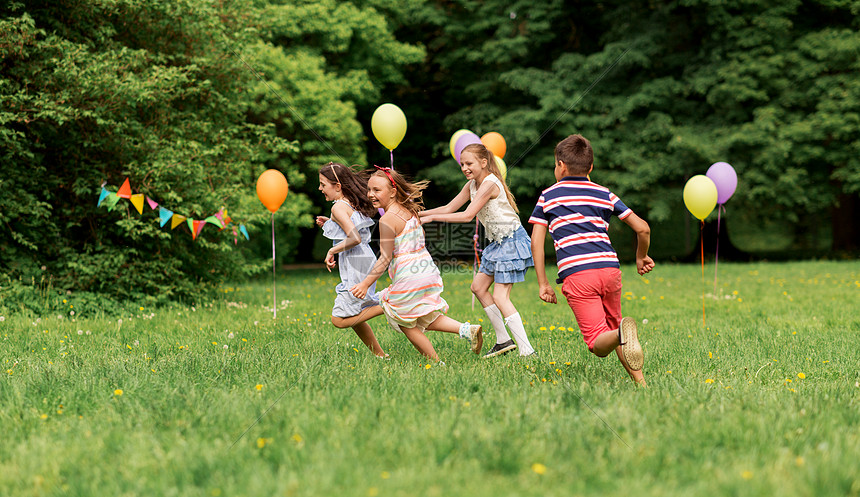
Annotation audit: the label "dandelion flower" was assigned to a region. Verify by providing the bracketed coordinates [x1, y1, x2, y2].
[797, 373, 806, 379]
[741, 471, 753, 480]
[531, 463, 547, 475]
[40, 414, 48, 420]
[425, 364, 432, 369]
[255, 384, 263, 391]
[380, 471, 390, 479]
[257, 438, 267, 448]
[114, 389, 123, 396]
[539, 327, 547, 331]
[705, 379, 714, 384]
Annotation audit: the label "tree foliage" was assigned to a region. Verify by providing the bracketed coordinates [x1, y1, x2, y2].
[396, 0, 860, 252]
[0, 0, 302, 310]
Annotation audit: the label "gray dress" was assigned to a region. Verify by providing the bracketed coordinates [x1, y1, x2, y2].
[322, 201, 379, 317]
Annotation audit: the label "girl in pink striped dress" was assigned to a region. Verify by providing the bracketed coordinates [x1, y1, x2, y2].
[350, 167, 483, 361]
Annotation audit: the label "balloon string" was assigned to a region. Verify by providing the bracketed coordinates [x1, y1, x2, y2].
[700, 220, 705, 328]
[714, 205, 721, 294]
[272, 213, 277, 320]
[472, 219, 480, 310]
[390, 150, 394, 170]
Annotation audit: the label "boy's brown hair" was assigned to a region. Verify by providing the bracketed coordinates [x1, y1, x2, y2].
[555, 134, 593, 176]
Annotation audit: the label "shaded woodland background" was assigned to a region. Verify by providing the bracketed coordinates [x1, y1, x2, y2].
[2, 0, 858, 309]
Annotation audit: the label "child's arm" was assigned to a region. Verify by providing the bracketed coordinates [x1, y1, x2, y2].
[350, 214, 396, 299]
[621, 213, 655, 275]
[419, 183, 471, 217]
[422, 181, 499, 224]
[324, 203, 361, 271]
[530, 223, 557, 304]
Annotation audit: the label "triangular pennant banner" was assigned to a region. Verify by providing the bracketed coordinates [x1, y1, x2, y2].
[203, 216, 223, 229]
[232, 226, 238, 245]
[130, 194, 145, 215]
[196, 220, 207, 236]
[146, 197, 158, 210]
[98, 187, 109, 207]
[189, 219, 199, 240]
[104, 192, 121, 211]
[239, 224, 249, 240]
[159, 207, 173, 227]
[117, 178, 132, 199]
[171, 214, 186, 230]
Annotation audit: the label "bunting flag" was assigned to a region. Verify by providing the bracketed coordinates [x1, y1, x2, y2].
[98, 187, 110, 207]
[117, 178, 132, 199]
[97, 178, 249, 243]
[158, 207, 173, 227]
[104, 192, 120, 210]
[171, 214, 187, 230]
[130, 194, 145, 214]
[203, 215, 223, 229]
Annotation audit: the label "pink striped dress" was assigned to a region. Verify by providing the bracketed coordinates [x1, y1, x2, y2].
[379, 216, 449, 332]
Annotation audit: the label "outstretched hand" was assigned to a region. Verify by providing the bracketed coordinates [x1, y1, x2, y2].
[324, 251, 337, 272]
[538, 283, 557, 304]
[315, 216, 329, 227]
[350, 282, 369, 299]
[637, 256, 655, 275]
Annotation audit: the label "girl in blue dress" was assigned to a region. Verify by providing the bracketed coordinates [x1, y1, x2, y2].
[419, 143, 535, 358]
[316, 162, 386, 357]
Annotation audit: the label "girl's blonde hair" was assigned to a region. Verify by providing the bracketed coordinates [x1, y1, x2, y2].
[461, 143, 518, 213]
[370, 167, 430, 217]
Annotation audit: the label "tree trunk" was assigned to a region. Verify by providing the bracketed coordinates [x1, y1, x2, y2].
[831, 192, 860, 252]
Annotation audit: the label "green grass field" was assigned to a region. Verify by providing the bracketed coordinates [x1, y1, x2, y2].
[1, 261, 859, 496]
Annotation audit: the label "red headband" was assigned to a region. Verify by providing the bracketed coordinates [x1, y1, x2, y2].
[374, 165, 396, 189]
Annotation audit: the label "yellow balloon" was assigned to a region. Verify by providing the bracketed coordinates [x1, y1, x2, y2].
[683, 175, 718, 220]
[494, 156, 507, 180]
[449, 129, 472, 160]
[371, 103, 407, 150]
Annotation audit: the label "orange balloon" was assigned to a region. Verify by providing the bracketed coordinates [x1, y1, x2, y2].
[256, 169, 289, 213]
[481, 132, 506, 159]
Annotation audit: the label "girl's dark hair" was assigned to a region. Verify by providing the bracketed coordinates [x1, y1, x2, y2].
[320, 162, 376, 217]
[461, 143, 519, 213]
[369, 168, 430, 217]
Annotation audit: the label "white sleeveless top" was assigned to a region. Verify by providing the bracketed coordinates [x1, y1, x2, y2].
[469, 174, 520, 243]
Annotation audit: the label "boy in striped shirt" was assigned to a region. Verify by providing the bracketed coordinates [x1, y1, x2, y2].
[529, 134, 654, 385]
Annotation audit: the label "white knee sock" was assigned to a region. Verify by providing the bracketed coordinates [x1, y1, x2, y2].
[483, 304, 511, 344]
[504, 312, 535, 355]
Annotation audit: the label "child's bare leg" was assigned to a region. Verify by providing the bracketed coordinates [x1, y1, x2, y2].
[330, 305, 386, 357]
[425, 315, 461, 334]
[330, 305, 383, 329]
[491, 282, 516, 316]
[470, 272, 495, 307]
[401, 326, 439, 360]
[615, 347, 646, 386]
[352, 321, 386, 357]
[590, 329, 620, 357]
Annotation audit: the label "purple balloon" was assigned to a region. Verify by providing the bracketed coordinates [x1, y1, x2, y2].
[706, 161, 737, 204]
[454, 132, 483, 163]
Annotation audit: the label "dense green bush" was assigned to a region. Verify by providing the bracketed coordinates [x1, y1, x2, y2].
[0, 1, 305, 309]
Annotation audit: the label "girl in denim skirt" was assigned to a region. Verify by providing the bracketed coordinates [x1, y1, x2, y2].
[419, 143, 535, 357]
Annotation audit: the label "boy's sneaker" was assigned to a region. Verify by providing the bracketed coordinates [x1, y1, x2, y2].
[618, 317, 644, 371]
[482, 339, 517, 359]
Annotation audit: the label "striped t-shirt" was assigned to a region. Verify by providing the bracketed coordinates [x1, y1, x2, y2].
[529, 176, 632, 283]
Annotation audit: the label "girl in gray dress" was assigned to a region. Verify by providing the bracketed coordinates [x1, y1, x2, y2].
[315, 163, 387, 357]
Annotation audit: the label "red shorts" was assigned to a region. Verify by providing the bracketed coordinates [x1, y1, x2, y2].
[560, 268, 622, 350]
